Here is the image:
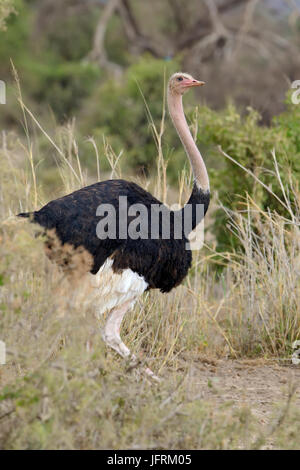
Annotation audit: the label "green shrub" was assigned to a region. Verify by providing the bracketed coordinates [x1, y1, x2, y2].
[26, 60, 101, 120]
[198, 101, 300, 252]
[81, 56, 184, 177]
[0, 0, 100, 121]
[0, 0, 16, 31]
[38, 6, 98, 62]
[0, 0, 28, 75]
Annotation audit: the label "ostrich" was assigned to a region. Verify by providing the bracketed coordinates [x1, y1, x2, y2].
[18, 73, 210, 379]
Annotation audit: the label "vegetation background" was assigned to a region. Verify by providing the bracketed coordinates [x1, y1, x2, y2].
[0, 0, 300, 450]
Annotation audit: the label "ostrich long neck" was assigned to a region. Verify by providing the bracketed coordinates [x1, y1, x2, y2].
[167, 90, 209, 192]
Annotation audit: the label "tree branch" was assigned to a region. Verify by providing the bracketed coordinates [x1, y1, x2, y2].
[167, 0, 186, 34]
[177, 0, 246, 51]
[88, 0, 123, 77]
[117, 0, 163, 57]
[231, 0, 259, 59]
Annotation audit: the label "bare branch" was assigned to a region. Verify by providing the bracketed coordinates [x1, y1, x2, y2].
[177, 0, 246, 51]
[167, 0, 186, 34]
[88, 0, 123, 77]
[117, 0, 163, 57]
[231, 0, 259, 59]
[204, 0, 228, 35]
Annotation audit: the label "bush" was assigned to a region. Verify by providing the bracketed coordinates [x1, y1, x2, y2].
[0, 0, 100, 122]
[81, 56, 184, 177]
[0, 0, 15, 31]
[198, 100, 300, 252]
[27, 61, 101, 120]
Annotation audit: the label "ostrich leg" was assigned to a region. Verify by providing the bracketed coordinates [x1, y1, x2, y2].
[102, 300, 160, 381]
[102, 300, 133, 359]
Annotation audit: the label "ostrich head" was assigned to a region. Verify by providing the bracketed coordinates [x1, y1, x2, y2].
[168, 72, 205, 95]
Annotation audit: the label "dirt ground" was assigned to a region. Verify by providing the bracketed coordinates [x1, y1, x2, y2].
[189, 358, 300, 425]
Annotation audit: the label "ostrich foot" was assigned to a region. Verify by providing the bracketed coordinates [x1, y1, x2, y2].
[102, 302, 161, 382]
[143, 366, 161, 382]
[126, 356, 161, 382]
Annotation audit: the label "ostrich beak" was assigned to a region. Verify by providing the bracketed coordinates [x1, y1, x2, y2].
[184, 79, 205, 88]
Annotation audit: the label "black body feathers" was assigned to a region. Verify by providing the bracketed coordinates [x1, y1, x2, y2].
[18, 179, 210, 293]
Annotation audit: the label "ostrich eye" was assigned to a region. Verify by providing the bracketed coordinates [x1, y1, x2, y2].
[177, 77, 183, 81]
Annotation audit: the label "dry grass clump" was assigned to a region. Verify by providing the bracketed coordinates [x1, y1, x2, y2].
[206, 149, 300, 359]
[44, 228, 93, 280]
[221, 204, 300, 358]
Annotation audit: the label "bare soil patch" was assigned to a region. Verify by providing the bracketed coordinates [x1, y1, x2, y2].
[189, 359, 300, 424]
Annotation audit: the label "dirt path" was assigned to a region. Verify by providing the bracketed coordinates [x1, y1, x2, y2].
[190, 359, 300, 424]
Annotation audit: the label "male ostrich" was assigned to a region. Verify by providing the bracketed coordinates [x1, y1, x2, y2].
[18, 73, 210, 378]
